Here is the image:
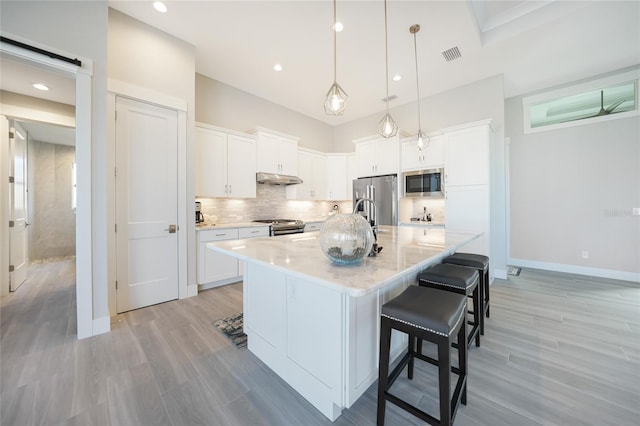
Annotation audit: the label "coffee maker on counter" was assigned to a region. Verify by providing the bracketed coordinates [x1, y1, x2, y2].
[195, 201, 204, 224]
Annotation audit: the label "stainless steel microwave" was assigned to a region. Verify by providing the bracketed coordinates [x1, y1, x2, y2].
[403, 168, 444, 198]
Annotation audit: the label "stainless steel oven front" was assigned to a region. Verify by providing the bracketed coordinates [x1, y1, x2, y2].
[403, 168, 444, 198]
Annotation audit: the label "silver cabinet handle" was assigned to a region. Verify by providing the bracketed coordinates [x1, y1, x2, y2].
[165, 224, 177, 233]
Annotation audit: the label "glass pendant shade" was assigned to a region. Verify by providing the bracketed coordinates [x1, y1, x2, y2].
[324, 81, 348, 115]
[416, 131, 430, 151]
[378, 113, 398, 138]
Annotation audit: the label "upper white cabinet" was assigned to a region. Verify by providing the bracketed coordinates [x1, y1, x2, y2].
[401, 134, 444, 171]
[325, 154, 350, 200]
[287, 149, 326, 200]
[353, 135, 400, 178]
[444, 124, 490, 186]
[251, 127, 299, 176]
[195, 124, 256, 198]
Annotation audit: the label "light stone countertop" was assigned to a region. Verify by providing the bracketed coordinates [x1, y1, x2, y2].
[195, 222, 269, 231]
[208, 225, 479, 297]
[399, 221, 446, 228]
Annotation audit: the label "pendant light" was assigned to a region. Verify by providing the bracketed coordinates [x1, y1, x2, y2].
[377, 0, 398, 138]
[410, 24, 429, 150]
[324, 0, 348, 115]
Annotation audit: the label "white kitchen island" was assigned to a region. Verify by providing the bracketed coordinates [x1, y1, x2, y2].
[208, 225, 479, 421]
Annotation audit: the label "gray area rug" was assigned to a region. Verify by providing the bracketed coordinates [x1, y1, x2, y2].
[213, 313, 247, 349]
[507, 265, 522, 276]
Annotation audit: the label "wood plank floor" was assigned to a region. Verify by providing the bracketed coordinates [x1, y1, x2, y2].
[1, 260, 639, 425]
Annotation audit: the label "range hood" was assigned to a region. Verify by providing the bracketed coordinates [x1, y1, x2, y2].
[256, 172, 303, 185]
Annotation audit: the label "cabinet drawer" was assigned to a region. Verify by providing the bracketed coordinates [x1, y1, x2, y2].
[239, 226, 270, 238]
[198, 228, 239, 242]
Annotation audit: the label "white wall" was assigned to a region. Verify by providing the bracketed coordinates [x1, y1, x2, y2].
[108, 8, 197, 309]
[196, 74, 334, 152]
[506, 74, 640, 281]
[0, 1, 108, 329]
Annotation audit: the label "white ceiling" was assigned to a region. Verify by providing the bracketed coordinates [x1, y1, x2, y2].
[16, 120, 75, 147]
[108, 0, 640, 126]
[1, 1, 638, 129]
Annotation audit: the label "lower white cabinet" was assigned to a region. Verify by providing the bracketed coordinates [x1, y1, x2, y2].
[197, 226, 269, 289]
[445, 185, 489, 256]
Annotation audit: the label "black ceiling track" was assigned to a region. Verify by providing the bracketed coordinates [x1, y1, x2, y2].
[1, 36, 82, 67]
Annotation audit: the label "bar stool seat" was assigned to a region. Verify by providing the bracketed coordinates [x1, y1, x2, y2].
[443, 253, 490, 334]
[419, 263, 481, 347]
[377, 285, 468, 426]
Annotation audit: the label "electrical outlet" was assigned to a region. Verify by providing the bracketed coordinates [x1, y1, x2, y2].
[633, 208, 640, 216]
[581, 250, 589, 259]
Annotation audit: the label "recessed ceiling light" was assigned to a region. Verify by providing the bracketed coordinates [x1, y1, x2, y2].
[393, 75, 402, 81]
[334, 22, 344, 32]
[33, 83, 49, 91]
[273, 64, 283, 72]
[153, 1, 167, 13]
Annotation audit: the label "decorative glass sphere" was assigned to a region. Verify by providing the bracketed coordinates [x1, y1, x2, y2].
[319, 214, 374, 265]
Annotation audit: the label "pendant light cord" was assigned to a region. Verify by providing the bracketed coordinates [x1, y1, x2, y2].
[384, 0, 390, 113]
[413, 30, 422, 133]
[333, 0, 337, 83]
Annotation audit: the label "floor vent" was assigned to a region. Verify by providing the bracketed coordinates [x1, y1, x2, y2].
[381, 95, 397, 102]
[442, 46, 462, 62]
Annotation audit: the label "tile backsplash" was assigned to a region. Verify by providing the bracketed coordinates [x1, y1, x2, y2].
[197, 184, 352, 224]
[399, 197, 445, 223]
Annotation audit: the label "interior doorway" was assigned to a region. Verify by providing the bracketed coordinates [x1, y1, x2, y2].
[0, 40, 94, 338]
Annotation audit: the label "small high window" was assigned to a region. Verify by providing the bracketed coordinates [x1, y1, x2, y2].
[523, 69, 639, 133]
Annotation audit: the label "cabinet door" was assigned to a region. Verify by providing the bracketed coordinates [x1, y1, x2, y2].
[401, 140, 421, 171]
[286, 150, 312, 200]
[195, 127, 227, 197]
[311, 153, 326, 200]
[375, 137, 399, 176]
[445, 185, 489, 256]
[256, 132, 282, 174]
[198, 241, 239, 284]
[355, 140, 376, 177]
[326, 155, 348, 200]
[444, 125, 489, 186]
[227, 134, 257, 198]
[347, 153, 356, 200]
[279, 137, 299, 176]
[422, 135, 444, 169]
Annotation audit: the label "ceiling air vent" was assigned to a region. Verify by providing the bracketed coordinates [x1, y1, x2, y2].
[442, 46, 461, 62]
[381, 95, 397, 102]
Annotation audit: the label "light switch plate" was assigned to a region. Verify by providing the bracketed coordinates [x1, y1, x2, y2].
[633, 208, 640, 216]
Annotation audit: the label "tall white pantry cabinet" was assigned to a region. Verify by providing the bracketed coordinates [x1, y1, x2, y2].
[443, 120, 493, 269]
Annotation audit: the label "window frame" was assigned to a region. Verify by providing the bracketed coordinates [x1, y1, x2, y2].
[522, 68, 640, 134]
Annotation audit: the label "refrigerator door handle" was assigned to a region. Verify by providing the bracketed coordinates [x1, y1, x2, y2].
[370, 185, 376, 225]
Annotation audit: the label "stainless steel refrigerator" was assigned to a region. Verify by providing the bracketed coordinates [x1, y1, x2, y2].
[353, 174, 398, 226]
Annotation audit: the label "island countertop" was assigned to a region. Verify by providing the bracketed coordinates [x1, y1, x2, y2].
[207, 225, 479, 297]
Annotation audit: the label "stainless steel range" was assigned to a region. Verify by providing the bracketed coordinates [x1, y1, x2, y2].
[253, 219, 305, 236]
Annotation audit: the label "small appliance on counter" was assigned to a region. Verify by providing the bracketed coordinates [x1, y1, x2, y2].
[195, 201, 205, 224]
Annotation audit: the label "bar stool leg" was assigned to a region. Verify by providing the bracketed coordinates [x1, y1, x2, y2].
[377, 317, 392, 426]
[438, 337, 452, 426]
[472, 288, 481, 347]
[458, 316, 468, 406]
[408, 335, 415, 380]
[485, 267, 490, 318]
[479, 278, 485, 336]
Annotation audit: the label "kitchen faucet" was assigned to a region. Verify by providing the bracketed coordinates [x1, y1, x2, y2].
[353, 198, 383, 256]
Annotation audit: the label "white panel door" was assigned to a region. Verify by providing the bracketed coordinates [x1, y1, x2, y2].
[116, 97, 179, 313]
[9, 121, 28, 292]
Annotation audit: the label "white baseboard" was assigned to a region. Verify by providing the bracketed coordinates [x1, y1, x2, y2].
[92, 316, 111, 336]
[494, 269, 507, 280]
[509, 258, 640, 283]
[187, 284, 198, 298]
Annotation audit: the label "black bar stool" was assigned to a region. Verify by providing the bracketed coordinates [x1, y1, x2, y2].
[443, 253, 490, 334]
[418, 263, 481, 347]
[377, 285, 468, 426]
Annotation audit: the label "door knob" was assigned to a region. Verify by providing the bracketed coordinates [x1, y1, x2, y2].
[166, 224, 177, 233]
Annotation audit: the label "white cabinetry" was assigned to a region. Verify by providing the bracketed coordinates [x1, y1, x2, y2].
[401, 134, 444, 171]
[353, 135, 399, 178]
[325, 154, 350, 200]
[443, 120, 493, 259]
[197, 226, 269, 289]
[251, 127, 299, 176]
[195, 124, 256, 198]
[287, 149, 326, 200]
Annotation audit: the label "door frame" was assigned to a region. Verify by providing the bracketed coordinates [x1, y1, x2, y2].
[107, 80, 189, 317]
[0, 36, 94, 339]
